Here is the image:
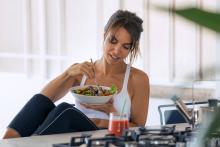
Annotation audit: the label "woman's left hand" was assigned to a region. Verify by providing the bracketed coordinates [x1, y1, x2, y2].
[81, 98, 117, 115]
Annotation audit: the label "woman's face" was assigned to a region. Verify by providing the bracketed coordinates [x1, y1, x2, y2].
[103, 27, 132, 65]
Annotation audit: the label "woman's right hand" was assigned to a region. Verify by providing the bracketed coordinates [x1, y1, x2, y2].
[65, 61, 94, 79]
[81, 98, 117, 115]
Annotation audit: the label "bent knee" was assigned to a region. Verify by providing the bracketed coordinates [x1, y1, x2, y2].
[56, 102, 74, 111]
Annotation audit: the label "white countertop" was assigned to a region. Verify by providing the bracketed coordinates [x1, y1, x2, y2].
[0, 124, 190, 147]
[0, 129, 111, 147]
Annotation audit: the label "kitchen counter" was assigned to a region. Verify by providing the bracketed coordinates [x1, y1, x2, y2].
[0, 129, 108, 147]
[0, 124, 189, 147]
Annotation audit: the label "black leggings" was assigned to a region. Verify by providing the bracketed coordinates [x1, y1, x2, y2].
[8, 94, 99, 137]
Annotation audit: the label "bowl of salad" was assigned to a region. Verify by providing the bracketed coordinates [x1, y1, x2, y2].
[70, 85, 117, 104]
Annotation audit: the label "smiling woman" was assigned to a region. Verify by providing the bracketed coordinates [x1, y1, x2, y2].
[3, 9, 150, 139]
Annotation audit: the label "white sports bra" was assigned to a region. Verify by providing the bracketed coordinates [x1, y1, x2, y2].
[74, 64, 131, 120]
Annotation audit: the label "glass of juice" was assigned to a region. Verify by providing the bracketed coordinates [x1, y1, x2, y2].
[108, 112, 129, 136]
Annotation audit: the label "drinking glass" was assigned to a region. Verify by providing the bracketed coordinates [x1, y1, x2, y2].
[108, 112, 129, 136]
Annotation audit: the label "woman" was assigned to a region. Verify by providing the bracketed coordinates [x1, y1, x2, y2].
[3, 10, 149, 138]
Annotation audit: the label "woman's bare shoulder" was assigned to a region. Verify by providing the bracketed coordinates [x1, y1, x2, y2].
[130, 67, 149, 82]
[129, 67, 149, 101]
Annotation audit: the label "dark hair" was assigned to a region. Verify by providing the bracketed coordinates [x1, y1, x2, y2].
[104, 10, 143, 64]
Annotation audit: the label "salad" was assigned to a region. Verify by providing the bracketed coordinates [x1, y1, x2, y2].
[72, 85, 117, 96]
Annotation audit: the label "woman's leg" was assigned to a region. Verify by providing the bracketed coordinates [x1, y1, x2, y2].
[3, 94, 55, 138]
[33, 102, 99, 135]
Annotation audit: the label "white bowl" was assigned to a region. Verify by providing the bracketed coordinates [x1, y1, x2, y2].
[70, 85, 116, 104]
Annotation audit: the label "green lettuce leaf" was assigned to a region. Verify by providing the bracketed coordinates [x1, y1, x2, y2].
[109, 84, 117, 94]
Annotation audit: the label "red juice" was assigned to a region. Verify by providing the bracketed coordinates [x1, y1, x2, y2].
[108, 119, 129, 136]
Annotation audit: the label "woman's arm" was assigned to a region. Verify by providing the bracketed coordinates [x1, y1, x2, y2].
[41, 62, 94, 102]
[40, 71, 75, 102]
[129, 69, 150, 127]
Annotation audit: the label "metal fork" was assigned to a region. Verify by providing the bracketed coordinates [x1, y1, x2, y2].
[90, 59, 103, 95]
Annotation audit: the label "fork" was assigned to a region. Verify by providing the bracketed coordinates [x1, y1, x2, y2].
[90, 59, 103, 95]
